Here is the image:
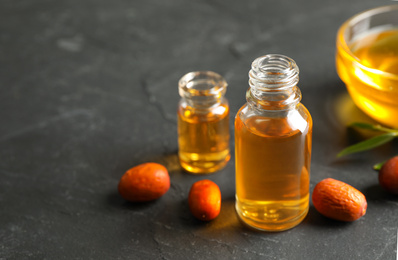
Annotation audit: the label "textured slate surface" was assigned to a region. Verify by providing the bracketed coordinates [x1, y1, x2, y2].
[1, 0, 397, 259]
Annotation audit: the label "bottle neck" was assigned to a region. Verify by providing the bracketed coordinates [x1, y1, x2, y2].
[179, 71, 227, 108]
[247, 54, 302, 111]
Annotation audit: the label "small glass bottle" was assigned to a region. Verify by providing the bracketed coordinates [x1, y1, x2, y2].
[178, 71, 230, 174]
[235, 54, 312, 231]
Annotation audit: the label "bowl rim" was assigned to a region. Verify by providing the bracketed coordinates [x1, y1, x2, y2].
[337, 4, 398, 80]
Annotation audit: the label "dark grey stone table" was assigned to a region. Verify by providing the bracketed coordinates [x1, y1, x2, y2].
[1, 0, 397, 259]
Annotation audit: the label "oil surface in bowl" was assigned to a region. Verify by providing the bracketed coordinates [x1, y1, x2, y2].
[337, 28, 398, 128]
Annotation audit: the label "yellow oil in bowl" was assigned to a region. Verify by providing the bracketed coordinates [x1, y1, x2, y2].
[336, 5, 398, 128]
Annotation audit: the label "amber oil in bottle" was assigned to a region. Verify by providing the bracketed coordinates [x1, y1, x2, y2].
[178, 71, 230, 174]
[235, 55, 312, 231]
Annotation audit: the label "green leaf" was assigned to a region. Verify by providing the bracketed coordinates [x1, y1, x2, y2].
[337, 132, 397, 157]
[349, 122, 398, 133]
[373, 161, 386, 171]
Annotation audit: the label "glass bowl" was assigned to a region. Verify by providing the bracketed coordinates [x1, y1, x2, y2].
[336, 5, 398, 128]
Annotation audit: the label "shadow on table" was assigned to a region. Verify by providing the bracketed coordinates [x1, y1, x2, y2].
[150, 152, 182, 174]
[300, 205, 353, 229]
[106, 190, 160, 210]
[363, 184, 398, 202]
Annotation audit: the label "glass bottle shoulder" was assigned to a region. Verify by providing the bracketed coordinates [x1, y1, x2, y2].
[178, 98, 229, 123]
[235, 103, 312, 137]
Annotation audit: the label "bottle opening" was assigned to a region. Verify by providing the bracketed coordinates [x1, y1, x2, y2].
[247, 54, 302, 110]
[259, 55, 294, 74]
[179, 71, 227, 98]
[250, 54, 299, 89]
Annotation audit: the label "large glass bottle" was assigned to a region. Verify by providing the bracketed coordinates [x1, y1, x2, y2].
[235, 54, 312, 231]
[178, 71, 230, 174]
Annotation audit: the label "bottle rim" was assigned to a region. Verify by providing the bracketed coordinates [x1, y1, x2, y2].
[249, 54, 299, 90]
[178, 71, 227, 99]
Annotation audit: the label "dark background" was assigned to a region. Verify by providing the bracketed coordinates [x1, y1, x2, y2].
[1, 0, 398, 259]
